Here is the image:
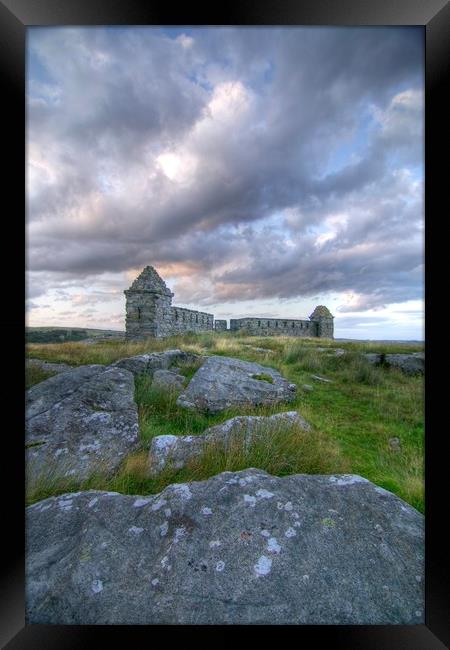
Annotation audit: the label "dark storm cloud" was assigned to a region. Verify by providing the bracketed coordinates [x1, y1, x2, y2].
[27, 26, 424, 310]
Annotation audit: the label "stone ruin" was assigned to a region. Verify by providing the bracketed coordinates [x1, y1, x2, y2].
[124, 266, 214, 340]
[125, 266, 334, 340]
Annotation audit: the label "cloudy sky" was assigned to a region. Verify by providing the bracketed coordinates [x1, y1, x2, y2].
[26, 26, 424, 339]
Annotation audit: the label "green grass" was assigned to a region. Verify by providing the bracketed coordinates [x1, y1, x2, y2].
[25, 365, 58, 389]
[251, 373, 274, 384]
[173, 420, 348, 479]
[25, 333, 424, 512]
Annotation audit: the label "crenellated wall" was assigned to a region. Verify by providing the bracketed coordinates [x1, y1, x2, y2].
[170, 306, 214, 334]
[230, 317, 319, 337]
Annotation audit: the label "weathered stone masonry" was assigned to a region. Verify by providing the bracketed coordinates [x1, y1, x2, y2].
[231, 317, 318, 337]
[125, 266, 334, 339]
[214, 320, 227, 332]
[125, 266, 214, 340]
[230, 306, 334, 338]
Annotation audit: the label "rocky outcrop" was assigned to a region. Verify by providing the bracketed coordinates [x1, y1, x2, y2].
[364, 353, 382, 365]
[152, 369, 186, 391]
[315, 347, 345, 356]
[26, 469, 424, 625]
[148, 411, 311, 475]
[176, 356, 297, 414]
[26, 358, 74, 374]
[110, 349, 203, 378]
[26, 365, 140, 485]
[384, 353, 424, 375]
[327, 348, 346, 357]
[363, 353, 424, 375]
[242, 345, 275, 353]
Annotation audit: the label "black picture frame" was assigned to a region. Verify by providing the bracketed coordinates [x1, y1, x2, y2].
[3, 0, 448, 647]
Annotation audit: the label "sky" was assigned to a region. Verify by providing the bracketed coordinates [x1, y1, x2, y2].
[26, 26, 424, 339]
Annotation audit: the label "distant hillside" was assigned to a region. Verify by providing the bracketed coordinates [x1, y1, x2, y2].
[26, 327, 125, 344]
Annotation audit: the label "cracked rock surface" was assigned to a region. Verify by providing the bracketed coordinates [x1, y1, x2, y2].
[176, 356, 297, 414]
[26, 468, 424, 625]
[26, 365, 140, 485]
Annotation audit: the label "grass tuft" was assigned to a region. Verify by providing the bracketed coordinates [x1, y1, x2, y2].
[251, 373, 274, 384]
[184, 422, 348, 479]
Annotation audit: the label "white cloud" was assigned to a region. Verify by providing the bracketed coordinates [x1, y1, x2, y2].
[176, 34, 194, 49]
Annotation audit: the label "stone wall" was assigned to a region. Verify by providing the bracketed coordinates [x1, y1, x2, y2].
[214, 320, 227, 332]
[170, 306, 214, 335]
[316, 318, 334, 339]
[125, 266, 334, 340]
[125, 295, 213, 340]
[230, 317, 319, 337]
[125, 290, 159, 339]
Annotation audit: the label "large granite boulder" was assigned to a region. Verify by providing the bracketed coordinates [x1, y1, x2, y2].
[26, 365, 140, 485]
[148, 411, 311, 475]
[363, 353, 424, 375]
[384, 353, 424, 375]
[110, 349, 203, 378]
[176, 356, 297, 414]
[363, 353, 382, 365]
[26, 469, 424, 625]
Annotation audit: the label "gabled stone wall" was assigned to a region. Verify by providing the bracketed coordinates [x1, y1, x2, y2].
[125, 266, 214, 340]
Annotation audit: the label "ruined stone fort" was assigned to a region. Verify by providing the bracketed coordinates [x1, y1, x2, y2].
[125, 266, 334, 340]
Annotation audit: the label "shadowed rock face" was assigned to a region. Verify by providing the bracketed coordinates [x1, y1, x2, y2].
[151, 369, 186, 391]
[26, 365, 140, 485]
[26, 469, 424, 625]
[148, 411, 312, 475]
[176, 356, 297, 414]
[110, 349, 203, 378]
[384, 353, 424, 375]
[363, 353, 424, 375]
